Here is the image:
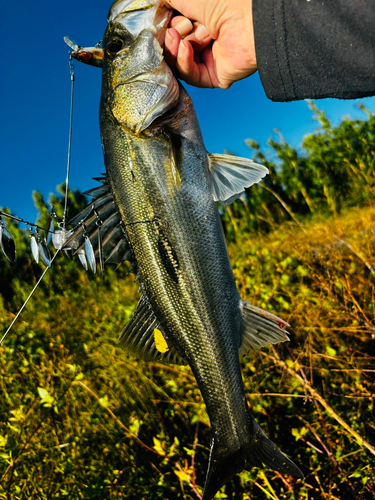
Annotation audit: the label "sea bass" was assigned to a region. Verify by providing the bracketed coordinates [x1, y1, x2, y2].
[65, 0, 303, 497]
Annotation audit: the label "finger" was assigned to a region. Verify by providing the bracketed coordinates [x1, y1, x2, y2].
[165, 0, 200, 23]
[170, 16, 194, 37]
[176, 40, 219, 88]
[200, 45, 222, 88]
[164, 28, 182, 68]
[183, 22, 212, 52]
[176, 40, 202, 86]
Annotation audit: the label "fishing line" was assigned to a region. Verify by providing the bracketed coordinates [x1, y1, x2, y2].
[0, 210, 53, 235]
[1, 54, 76, 345]
[0, 251, 60, 346]
[62, 56, 75, 229]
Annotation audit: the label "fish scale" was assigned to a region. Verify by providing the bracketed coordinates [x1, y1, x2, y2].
[104, 85, 248, 447]
[104, 86, 258, 469]
[66, 1, 304, 497]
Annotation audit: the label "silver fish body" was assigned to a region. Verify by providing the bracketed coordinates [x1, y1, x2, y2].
[67, 1, 303, 497]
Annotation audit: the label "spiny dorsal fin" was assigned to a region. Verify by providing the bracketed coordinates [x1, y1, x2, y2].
[208, 153, 268, 204]
[64, 177, 137, 274]
[83, 184, 111, 200]
[239, 301, 290, 358]
[118, 295, 187, 365]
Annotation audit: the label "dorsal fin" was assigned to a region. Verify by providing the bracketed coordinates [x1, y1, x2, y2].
[118, 295, 187, 365]
[83, 184, 111, 200]
[208, 153, 268, 204]
[63, 178, 138, 275]
[105, 236, 133, 270]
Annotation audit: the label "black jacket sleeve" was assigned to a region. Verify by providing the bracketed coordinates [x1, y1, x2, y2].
[253, 0, 375, 102]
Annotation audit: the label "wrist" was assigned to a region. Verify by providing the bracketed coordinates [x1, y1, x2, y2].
[243, 0, 257, 71]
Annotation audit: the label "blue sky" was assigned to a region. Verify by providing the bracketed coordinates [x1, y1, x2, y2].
[2, 0, 375, 223]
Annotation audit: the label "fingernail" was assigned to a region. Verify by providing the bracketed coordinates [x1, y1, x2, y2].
[175, 17, 193, 37]
[178, 40, 188, 57]
[166, 29, 174, 40]
[194, 23, 210, 41]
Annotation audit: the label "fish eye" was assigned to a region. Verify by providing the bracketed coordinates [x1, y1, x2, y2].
[107, 38, 124, 54]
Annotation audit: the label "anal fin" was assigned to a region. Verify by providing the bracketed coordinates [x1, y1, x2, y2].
[118, 295, 187, 365]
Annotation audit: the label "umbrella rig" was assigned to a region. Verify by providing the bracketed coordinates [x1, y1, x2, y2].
[0, 46, 135, 345]
[0, 183, 134, 276]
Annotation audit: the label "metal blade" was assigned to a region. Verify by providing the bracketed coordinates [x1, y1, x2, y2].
[0, 226, 16, 264]
[31, 236, 39, 263]
[38, 241, 52, 267]
[64, 36, 80, 52]
[77, 249, 88, 271]
[85, 236, 96, 273]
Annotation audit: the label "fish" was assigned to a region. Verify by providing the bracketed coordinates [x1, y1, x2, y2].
[65, 0, 304, 497]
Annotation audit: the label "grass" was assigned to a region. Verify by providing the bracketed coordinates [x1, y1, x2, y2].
[0, 202, 374, 499]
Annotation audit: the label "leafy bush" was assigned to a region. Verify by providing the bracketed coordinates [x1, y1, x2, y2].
[0, 104, 374, 499]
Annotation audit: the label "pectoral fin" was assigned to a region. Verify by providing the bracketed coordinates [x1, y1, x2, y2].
[118, 295, 187, 365]
[239, 301, 290, 358]
[208, 154, 268, 204]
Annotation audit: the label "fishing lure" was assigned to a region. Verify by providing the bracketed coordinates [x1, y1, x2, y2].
[0, 52, 133, 345]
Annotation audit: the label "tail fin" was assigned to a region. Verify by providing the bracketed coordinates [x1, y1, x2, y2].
[202, 424, 303, 500]
[202, 438, 245, 500]
[245, 422, 304, 478]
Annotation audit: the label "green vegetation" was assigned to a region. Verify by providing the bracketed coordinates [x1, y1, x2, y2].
[1, 104, 374, 499]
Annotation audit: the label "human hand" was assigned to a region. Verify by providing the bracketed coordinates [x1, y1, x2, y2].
[164, 0, 257, 89]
